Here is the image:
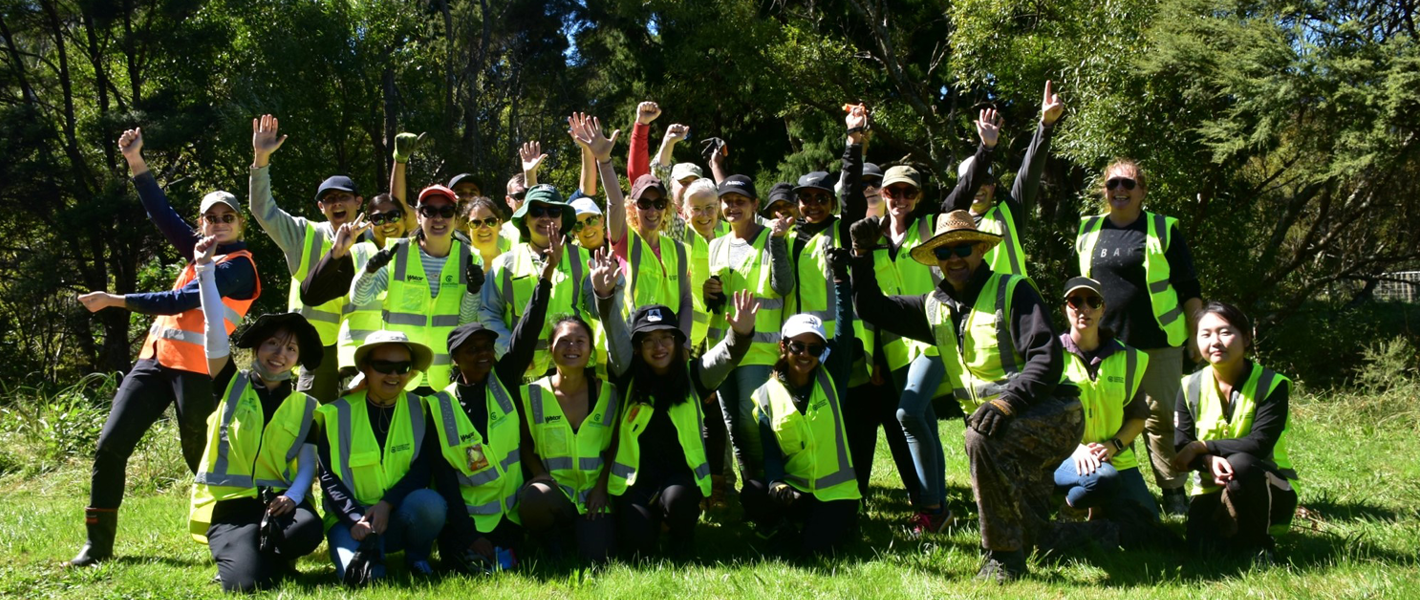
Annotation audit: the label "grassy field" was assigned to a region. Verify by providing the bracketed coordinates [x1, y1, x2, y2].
[0, 389, 1416, 599]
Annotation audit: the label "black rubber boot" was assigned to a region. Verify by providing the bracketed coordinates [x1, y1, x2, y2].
[67, 507, 117, 567]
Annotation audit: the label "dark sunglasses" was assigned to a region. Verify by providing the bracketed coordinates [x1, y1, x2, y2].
[368, 211, 403, 226]
[885, 186, 920, 199]
[202, 213, 238, 225]
[636, 198, 668, 211]
[419, 204, 457, 219]
[573, 215, 602, 232]
[510, 190, 527, 202]
[1066, 295, 1104, 310]
[468, 217, 500, 229]
[787, 340, 826, 357]
[798, 192, 832, 206]
[368, 360, 413, 375]
[1106, 177, 1137, 191]
[933, 244, 975, 260]
[527, 204, 559, 219]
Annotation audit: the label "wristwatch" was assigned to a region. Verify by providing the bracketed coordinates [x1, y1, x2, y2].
[1109, 437, 1125, 452]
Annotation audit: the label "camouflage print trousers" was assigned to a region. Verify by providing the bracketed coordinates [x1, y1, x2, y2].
[964, 397, 1083, 552]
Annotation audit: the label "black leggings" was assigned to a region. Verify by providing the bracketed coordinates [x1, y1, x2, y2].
[517, 481, 616, 562]
[206, 498, 323, 593]
[91, 358, 215, 509]
[1186, 452, 1298, 553]
[741, 479, 858, 556]
[703, 397, 729, 478]
[614, 471, 703, 558]
[843, 380, 920, 502]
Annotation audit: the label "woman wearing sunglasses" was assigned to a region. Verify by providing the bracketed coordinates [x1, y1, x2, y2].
[189, 236, 324, 592]
[352, 185, 482, 394]
[462, 196, 512, 264]
[593, 257, 759, 558]
[316, 330, 446, 582]
[569, 196, 607, 251]
[1074, 159, 1204, 517]
[847, 110, 999, 536]
[741, 247, 859, 556]
[1053, 277, 1159, 522]
[69, 128, 262, 567]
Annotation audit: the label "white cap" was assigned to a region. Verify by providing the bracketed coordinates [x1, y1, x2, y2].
[571, 197, 602, 217]
[957, 156, 994, 180]
[671, 163, 704, 182]
[199, 190, 240, 214]
[780, 314, 827, 343]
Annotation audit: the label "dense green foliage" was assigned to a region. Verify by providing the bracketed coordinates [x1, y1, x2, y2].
[1, 0, 1418, 391]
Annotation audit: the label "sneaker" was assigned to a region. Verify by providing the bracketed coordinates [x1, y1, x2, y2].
[909, 508, 955, 536]
[407, 559, 435, 576]
[1057, 501, 1089, 523]
[1161, 488, 1190, 517]
[975, 549, 1026, 583]
[708, 475, 730, 511]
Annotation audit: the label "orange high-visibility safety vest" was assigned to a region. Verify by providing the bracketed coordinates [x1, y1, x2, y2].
[139, 250, 261, 373]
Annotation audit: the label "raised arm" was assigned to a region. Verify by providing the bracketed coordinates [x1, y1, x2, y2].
[1008, 81, 1063, 218]
[390, 131, 423, 212]
[248, 114, 310, 276]
[497, 236, 562, 383]
[303, 216, 371, 306]
[653, 123, 688, 177]
[194, 236, 230, 377]
[627, 101, 659, 182]
[590, 246, 632, 377]
[837, 105, 869, 237]
[691, 290, 757, 397]
[520, 141, 547, 188]
[120, 128, 199, 255]
[571, 112, 623, 242]
[767, 219, 795, 297]
[938, 108, 1000, 215]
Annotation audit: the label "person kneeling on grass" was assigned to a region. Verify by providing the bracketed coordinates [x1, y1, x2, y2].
[189, 236, 324, 593]
[1171, 301, 1301, 567]
[741, 249, 861, 557]
[316, 331, 446, 585]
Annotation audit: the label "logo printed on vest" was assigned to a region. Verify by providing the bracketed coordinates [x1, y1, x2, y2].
[1107, 375, 1125, 383]
[546, 415, 562, 423]
[408, 275, 425, 282]
[388, 443, 411, 454]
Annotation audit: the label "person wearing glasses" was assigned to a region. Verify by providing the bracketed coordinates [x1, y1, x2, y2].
[317, 331, 446, 582]
[352, 185, 482, 395]
[851, 210, 1081, 583]
[462, 196, 512, 264]
[569, 197, 607, 251]
[741, 246, 859, 556]
[1074, 159, 1204, 517]
[69, 128, 262, 567]
[501, 174, 529, 245]
[850, 110, 999, 536]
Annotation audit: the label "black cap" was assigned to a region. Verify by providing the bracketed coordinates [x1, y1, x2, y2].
[447, 321, 499, 355]
[717, 175, 757, 200]
[1063, 276, 1105, 299]
[793, 171, 834, 194]
[863, 163, 883, 182]
[767, 182, 794, 204]
[448, 173, 481, 191]
[235, 313, 324, 370]
[630, 305, 684, 340]
[315, 175, 359, 202]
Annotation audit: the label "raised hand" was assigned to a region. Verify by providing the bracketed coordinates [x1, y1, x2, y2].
[1041, 80, 1064, 126]
[569, 113, 619, 162]
[636, 101, 661, 125]
[727, 290, 760, 336]
[541, 226, 564, 279]
[976, 108, 1002, 149]
[77, 291, 118, 313]
[845, 103, 869, 133]
[825, 247, 854, 281]
[118, 128, 144, 163]
[393, 132, 426, 163]
[194, 235, 219, 265]
[252, 114, 288, 168]
[588, 246, 618, 297]
[664, 123, 689, 144]
[365, 247, 396, 274]
[466, 263, 486, 295]
[700, 137, 728, 165]
[849, 216, 883, 252]
[770, 214, 793, 238]
[333, 214, 371, 259]
[520, 141, 547, 175]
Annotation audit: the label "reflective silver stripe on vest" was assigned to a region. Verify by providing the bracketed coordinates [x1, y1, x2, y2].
[675, 240, 692, 336]
[391, 239, 411, 282]
[148, 323, 204, 345]
[300, 305, 341, 323]
[1157, 306, 1182, 326]
[1148, 280, 1171, 294]
[580, 456, 604, 471]
[756, 297, 784, 310]
[812, 370, 856, 489]
[383, 311, 428, 327]
[611, 462, 635, 478]
[458, 469, 501, 488]
[465, 499, 503, 515]
[335, 401, 357, 488]
[707, 327, 724, 340]
[543, 457, 573, 471]
[1153, 213, 1171, 250]
[567, 246, 586, 318]
[693, 462, 711, 480]
[995, 275, 1021, 375]
[431, 353, 452, 366]
[501, 449, 521, 471]
[529, 385, 545, 424]
[1185, 372, 1204, 420]
[195, 373, 255, 488]
[434, 392, 461, 447]
[431, 315, 461, 327]
[406, 395, 427, 464]
[489, 376, 515, 415]
[750, 331, 782, 344]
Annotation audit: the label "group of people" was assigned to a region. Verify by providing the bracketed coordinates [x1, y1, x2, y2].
[67, 80, 1301, 590]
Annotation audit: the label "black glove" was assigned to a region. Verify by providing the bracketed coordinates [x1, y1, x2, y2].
[967, 400, 1014, 438]
[256, 489, 281, 554]
[704, 275, 726, 312]
[849, 217, 882, 251]
[466, 263, 485, 295]
[699, 137, 727, 163]
[343, 533, 383, 587]
[825, 247, 854, 281]
[768, 480, 801, 507]
[365, 248, 396, 274]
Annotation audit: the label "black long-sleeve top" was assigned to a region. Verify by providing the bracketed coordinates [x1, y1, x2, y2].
[431, 279, 551, 541]
[945, 122, 1055, 239]
[874, 143, 992, 263]
[851, 258, 1061, 411]
[1174, 361, 1290, 470]
[758, 277, 857, 484]
[791, 141, 870, 267]
[298, 232, 382, 306]
[316, 397, 435, 527]
[1085, 215, 1202, 350]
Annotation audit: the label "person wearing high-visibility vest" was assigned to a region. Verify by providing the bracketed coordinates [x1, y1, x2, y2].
[702, 175, 795, 483]
[428, 233, 565, 573]
[761, 182, 800, 223]
[352, 185, 484, 395]
[516, 250, 623, 563]
[1075, 159, 1204, 517]
[316, 331, 446, 583]
[462, 196, 512, 265]
[594, 273, 759, 557]
[569, 196, 607, 252]
[743, 253, 861, 557]
[850, 109, 1000, 536]
[70, 128, 262, 568]
[298, 193, 410, 376]
[942, 81, 1064, 279]
[1052, 277, 1159, 521]
[1170, 302, 1300, 565]
[190, 239, 324, 592]
[851, 210, 1082, 583]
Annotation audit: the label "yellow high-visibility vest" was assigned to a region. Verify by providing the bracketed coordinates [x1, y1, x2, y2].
[315, 390, 426, 528]
[1076, 211, 1186, 347]
[752, 369, 860, 502]
[288, 222, 344, 346]
[624, 230, 692, 338]
[1064, 339, 1149, 471]
[978, 203, 1028, 278]
[924, 270, 1030, 412]
[1182, 365, 1299, 500]
[608, 373, 711, 496]
[707, 228, 784, 366]
[382, 238, 478, 390]
[522, 377, 619, 514]
[428, 377, 523, 532]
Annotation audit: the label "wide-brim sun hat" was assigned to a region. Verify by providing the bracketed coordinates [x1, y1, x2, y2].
[908, 209, 1002, 266]
[510, 184, 575, 234]
[235, 312, 324, 370]
[353, 330, 433, 374]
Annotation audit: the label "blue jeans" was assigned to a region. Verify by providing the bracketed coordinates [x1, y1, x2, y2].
[717, 364, 773, 481]
[892, 354, 946, 508]
[1053, 460, 1160, 521]
[327, 489, 447, 580]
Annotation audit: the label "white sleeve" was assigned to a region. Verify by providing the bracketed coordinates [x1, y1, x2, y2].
[198, 262, 230, 360]
[281, 443, 318, 505]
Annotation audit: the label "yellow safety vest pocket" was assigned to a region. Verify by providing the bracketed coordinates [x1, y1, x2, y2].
[348, 450, 385, 502]
[542, 428, 570, 458]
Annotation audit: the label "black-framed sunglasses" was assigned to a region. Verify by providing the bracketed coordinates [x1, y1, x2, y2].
[202, 213, 238, 225]
[468, 217, 501, 229]
[527, 204, 558, 219]
[798, 192, 832, 206]
[368, 211, 403, 226]
[885, 185, 920, 199]
[419, 204, 457, 219]
[933, 244, 975, 260]
[573, 215, 603, 232]
[636, 198, 668, 211]
[1106, 177, 1137, 191]
[1066, 295, 1104, 310]
[510, 190, 527, 202]
[786, 340, 826, 357]
[368, 360, 413, 375]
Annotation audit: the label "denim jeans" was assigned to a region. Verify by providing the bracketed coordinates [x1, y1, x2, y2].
[1053, 460, 1160, 521]
[892, 354, 946, 507]
[327, 489, 447, 580]
[716, 364, 773, 482]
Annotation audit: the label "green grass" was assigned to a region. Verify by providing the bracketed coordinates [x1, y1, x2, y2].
[0, 391, 1416, 599]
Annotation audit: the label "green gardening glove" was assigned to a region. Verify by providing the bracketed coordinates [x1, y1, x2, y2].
[393, 132, 426, 163]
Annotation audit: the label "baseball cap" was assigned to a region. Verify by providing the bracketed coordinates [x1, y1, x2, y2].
[717, 175, 757, 200]
[1063, 277, 1104, 300]
[781, 314, 828, 343]
[448, 173, 481, 191]
[793, 171, 834, 194]
[767, 182, 794, 204]
[315, 175, 360, 202]
[630, 174, 667, 202]
[447, 321, 499, 355]
[571, 196, 602, 217]
[881, 165, 921, 189]
[417, 185, 457, 206]
[629, 305, 684, 340]
[199, 191, 240, 214]
[863, 163, 883, 182]
[671, 163, 703, 182]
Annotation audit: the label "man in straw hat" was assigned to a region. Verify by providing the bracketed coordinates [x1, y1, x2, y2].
[842, 210, 1083, 583]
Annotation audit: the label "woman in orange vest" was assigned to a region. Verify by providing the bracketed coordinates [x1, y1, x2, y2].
[69, 128, 262, 567]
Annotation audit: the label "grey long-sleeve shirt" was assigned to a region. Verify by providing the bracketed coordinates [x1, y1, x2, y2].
[596, 284, 751, 398]
[249, 165, 336, 277]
